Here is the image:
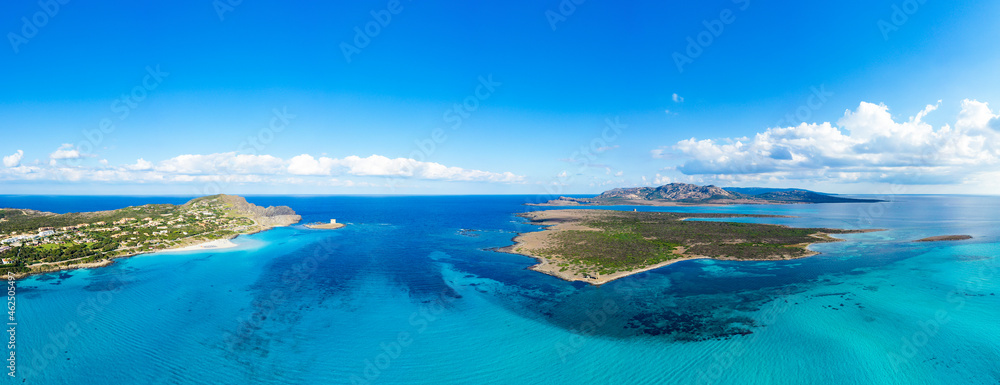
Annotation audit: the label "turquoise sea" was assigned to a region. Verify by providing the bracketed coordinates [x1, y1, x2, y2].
[7, 195, 1000, 384]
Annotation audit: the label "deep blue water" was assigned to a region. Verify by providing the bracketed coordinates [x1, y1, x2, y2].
[6, 195, 1000, 384]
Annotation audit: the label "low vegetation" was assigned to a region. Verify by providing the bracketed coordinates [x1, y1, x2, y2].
[517, 210, 871, 278]
[0, 195, 299, 276]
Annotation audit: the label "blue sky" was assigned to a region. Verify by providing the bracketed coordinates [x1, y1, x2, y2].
[2, 0, 999, 195]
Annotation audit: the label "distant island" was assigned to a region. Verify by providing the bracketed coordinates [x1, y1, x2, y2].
[0, 195, 300, 278]
[914, 235, 973, 242]
[501, 209, 879, 285]
[530, 183, 882, 206]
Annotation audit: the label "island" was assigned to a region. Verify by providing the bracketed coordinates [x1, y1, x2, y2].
[0, 195, 300, 278]
[530, 183, 882, 206]
[305, 220, 346, 230]
[500, 209, 879, 285]
[914, 235, 973, 242]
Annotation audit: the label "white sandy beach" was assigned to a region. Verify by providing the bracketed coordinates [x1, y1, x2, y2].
[161, 238, 238, 252]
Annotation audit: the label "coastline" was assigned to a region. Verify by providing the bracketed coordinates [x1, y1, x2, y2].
[11, 235, 238, 280]
[498, 209, 878, 286]
[506, 232, 864, 286]
[158, 238, 239, 252]
[13, 226, 289, 281]
[526, 198, 807, 207]
[14, 259, 117, 277]
[4, 194, 302, 280]
[527, 199, 737, 207]
[517, 247, 709, 285]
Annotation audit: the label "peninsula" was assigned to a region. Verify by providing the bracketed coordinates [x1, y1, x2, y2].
[530, 183, 881, 206]
[501, 209, 877, 285]
[0, 195, 300, 278]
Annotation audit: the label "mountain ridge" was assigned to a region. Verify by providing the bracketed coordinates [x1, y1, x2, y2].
[531, 183, 881, 206]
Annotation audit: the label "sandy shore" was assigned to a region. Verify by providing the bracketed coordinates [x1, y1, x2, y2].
[522, 253, 710, 285]
[499, 210, 697, 285]
[305, 222, 346, 230]
[160, 238, 238, 252]
[500, 209, 871, 286]
[13, 238, 240, 279]
[11, 211, 301, 280]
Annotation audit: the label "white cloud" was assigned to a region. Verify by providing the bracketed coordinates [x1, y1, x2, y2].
[286, 154, 522, 182]
[49, 144, 83, 160]
[665, 100, 1000, 185]
[672, 93, 684, 103]
[287, 154, 332, 176]
[334, 155, 418, 177]
[125, 158, 153, 171]
[0, 151, 524, 186]
[2, 150, 23, 167]
[155, 153, 285, 175]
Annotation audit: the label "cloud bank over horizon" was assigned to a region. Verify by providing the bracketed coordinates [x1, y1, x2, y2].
[4, 99, 1000, 195]
[659, 99, 1000, 188]
[0, 150, 524, 189]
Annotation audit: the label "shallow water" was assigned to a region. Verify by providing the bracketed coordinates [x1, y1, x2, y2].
[8, 195, 1000, 384]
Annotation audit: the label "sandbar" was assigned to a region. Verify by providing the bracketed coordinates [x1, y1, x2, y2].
[914, 235, 972, 242]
